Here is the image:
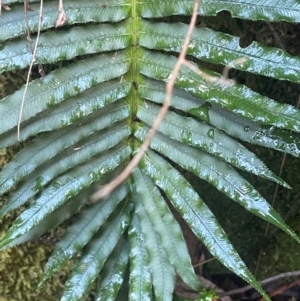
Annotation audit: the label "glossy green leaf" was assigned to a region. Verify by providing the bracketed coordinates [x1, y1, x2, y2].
[0, 121, 130, 218]
[0, 95, 130, 148]
[0, 0, 130, 42]
[138, 79, 300, 157]
[42, 184, 129, 283]
[95, 239, 129, 301]
[137, 101, 290, 187]
[132, 169, 201, 291]
[0, 144, 131, 249]
[0, 21, 131, 73]
[133, 189, 176, 301]
[140, 20, 300, 83]
[128, 214, 152, 301]
[138, 0, 300, 22]
[1, 1, 300, 300]
[135, 125, 299, 243]
[139, 149, 271, 301]
[3, 188, 87, 249]
[60, 201, 133, 301]
[0, 121, 130, 197]
[0, 51, 130, 135]
[139, 50, 300, 132]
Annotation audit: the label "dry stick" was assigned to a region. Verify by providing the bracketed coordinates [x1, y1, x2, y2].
[24, 0, 44, 75]
[183, 57, 247, 87]
[220, 270, 300, 297]
[222, 56, 248, 80]
[193, 257, 215, 268]
[24, 0, 33, 44]
[56, 0, 67, 27]
[258, 278, 300, 301]
[183, 60, 231, 85]
[17, 0, 44, 140]
[90, 0, 201, 202]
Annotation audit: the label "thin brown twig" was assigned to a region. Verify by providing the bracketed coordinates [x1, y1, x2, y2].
[219, 270, 300, 297]
[17, 0, 43, 140]
[56, 0, 67, 27]
[24, 0, 32, 44]
[183, 60, 233, 85]
[193, 257, 215, 268]
[24, 0, 44, 73]
[222, 56, 248, 79]
[258, 278, 300, 301]
[183, 56, 247, 87]
[90, 0, 201, 202]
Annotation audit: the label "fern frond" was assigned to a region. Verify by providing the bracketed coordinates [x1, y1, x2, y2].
[140, 20, 300, 83]
[0, 122, 130, 196]
[137, 101, 289, 186]
[0, 21, 131, 73]
[128, 214, 153, 301]
[135, 126, 299, 242]
[138, 79, 300, 156]
[42, 184, 129, 283]
[132, 168, 201, 291]
[0, 96, 131, 147]
[2, 188, 87, 249]
[139, 149, 271, 301]
[133, 188, 176, 301]
[0, 144, 131, 249]
[139, 50, 300, 131]
[0, 0, 130, 42]
[139, 0, 300, 22]
[96, 238, 129, 301]
[60, 201, 133, 301]
[1, 1, 300, 300]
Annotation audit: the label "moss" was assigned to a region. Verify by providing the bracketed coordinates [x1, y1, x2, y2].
[254, 216, 300, 280]
[0, 240, 70, 301]
[0, 199, 75, 301]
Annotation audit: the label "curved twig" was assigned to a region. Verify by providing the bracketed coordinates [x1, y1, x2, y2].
[220, 270, 300, 296]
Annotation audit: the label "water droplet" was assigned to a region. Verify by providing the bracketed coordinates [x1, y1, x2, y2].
[205, 102, 212, 109]
[289, 143, 297, 152]
[121, 220, 129, 230]
[252, 131, 263, 141]
[207, 129, 214, 139]
[181, 129, 192, 143]
[188, 102, 211, 122]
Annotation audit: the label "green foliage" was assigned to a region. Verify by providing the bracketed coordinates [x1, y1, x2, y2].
[1, 1, 300, 300]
